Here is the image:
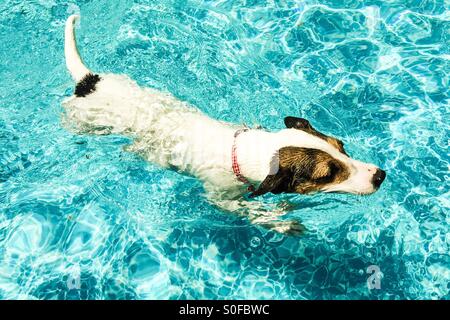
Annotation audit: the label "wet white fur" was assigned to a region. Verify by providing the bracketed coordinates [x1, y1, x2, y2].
[63, 15, 379, 204]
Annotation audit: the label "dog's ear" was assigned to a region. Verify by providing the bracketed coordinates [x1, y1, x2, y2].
[284, 116, 312, 130]
[249, 169, 289, 198]
[284, 116, 348, 155]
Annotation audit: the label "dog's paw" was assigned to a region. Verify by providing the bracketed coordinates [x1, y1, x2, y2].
[262, 220, 306, 236]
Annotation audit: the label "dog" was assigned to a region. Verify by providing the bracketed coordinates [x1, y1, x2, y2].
[62, 15, 386, 235]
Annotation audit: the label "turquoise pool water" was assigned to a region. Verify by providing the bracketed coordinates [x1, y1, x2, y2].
[0, 0, 448, 300]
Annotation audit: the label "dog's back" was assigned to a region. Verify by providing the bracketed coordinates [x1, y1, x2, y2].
[63, 15, 237, 180]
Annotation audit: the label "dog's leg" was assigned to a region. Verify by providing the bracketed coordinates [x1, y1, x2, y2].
[207, 193, 305, 236]
[247, 206, 306, 236]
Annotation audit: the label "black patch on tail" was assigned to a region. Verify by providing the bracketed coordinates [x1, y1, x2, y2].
[75, 73, 101, 97]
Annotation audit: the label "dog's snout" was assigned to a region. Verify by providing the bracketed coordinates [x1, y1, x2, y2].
[372, 168, 386, 189]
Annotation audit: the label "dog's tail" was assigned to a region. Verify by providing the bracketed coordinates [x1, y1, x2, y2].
[65, 15, 91, 81]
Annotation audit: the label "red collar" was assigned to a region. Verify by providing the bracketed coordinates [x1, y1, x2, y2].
[231, 129, 255, 192]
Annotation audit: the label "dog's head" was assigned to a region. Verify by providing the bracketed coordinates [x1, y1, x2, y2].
[249, 116, 386, 198]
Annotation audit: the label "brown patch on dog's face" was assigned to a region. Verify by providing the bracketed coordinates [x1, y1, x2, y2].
[249, 147, 350, 197]
[284, 116, 348, 155]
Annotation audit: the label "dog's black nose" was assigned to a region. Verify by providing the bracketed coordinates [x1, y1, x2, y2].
[372, 169, 386, 189]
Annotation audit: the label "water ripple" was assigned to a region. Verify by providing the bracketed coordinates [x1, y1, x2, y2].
[0, 0, 448, 299]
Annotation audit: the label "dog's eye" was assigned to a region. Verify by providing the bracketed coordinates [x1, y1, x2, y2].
[329, 162, 340, 177]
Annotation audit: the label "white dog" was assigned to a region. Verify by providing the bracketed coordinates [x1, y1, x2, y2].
[62, 15, 385, 235]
